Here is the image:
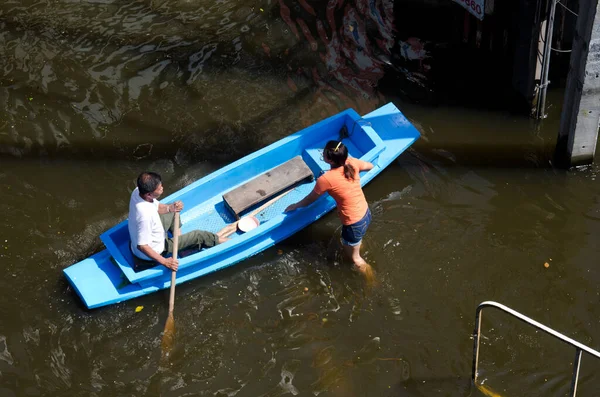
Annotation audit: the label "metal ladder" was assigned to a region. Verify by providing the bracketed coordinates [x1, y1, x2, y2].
[472, 301, 600, 396]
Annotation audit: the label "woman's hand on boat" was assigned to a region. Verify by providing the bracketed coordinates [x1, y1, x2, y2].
[162, 257, 179, 271]
[284, 203, 299, 213]
[285, 191, 319, 212]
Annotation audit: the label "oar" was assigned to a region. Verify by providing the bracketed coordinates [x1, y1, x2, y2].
[218, 189, 294, 238]
[161, 211, 180, 355]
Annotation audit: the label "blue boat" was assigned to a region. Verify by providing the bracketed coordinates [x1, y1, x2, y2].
[63, 103, 420, 309]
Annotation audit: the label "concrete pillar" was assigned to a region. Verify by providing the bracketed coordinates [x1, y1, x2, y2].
[512, 0, 547, 112]
[555, 0, 600, 166]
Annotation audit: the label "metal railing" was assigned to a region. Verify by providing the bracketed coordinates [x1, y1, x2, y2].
[472, 301, 600, 396]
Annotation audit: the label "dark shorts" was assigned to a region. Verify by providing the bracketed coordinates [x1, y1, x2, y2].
[341, 208, 371, 246]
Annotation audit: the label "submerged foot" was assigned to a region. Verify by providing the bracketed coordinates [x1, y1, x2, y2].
[354, 262, 375, 287]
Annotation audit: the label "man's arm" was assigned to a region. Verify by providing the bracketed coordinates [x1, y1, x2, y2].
[158, 200, 184, 214]
[137, 244, 179, 271]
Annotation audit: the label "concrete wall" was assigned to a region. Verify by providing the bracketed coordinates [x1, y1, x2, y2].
[556, 0, 600, 166]
[512, 0, 547, 108]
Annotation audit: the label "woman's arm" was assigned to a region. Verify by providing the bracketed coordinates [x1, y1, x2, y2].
[354, 158, 374, 172]
[284, 190, 321, 212]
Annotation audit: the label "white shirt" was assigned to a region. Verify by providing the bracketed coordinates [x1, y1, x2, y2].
[128, 187, 165, 260]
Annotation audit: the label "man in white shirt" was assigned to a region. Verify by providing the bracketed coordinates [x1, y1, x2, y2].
[128, 172, 227, 271]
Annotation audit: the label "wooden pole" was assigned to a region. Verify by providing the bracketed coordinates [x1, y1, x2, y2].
[161, 212, 179, 355]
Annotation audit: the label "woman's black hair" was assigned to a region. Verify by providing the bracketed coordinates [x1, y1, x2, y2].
[137, 172, 162, 195]
[323, 140, 355, 180]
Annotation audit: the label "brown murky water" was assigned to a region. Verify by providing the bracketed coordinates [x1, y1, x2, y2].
[1, 1, 599, 396]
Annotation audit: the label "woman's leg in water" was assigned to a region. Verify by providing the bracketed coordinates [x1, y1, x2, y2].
[343, 242, 375, 286]
[343, 242, 367, 272]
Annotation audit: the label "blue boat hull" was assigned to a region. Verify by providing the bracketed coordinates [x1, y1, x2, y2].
[64, 103, 420, 309]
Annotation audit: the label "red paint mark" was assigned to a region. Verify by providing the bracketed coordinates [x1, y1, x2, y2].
[287, 76, 298, 92]
[316, 20, 329, 44]
[376, 38, 389, 54]
[298, 0, 316, 16]
[279, 0, 300, 39]
[297, 18, 318, 51]
[326, 0, 340, 33]
[262, 43, 271, 57]
[355, 0, 367, 15]
[311, 67, 321, 83]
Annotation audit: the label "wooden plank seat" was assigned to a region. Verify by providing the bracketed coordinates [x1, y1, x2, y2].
[223, 156, 314, 218]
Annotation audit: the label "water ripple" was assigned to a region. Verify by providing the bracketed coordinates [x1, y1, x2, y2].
[0, 335, 14, 366]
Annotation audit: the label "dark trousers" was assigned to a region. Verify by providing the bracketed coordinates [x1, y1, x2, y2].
[159, 212, 219, 255]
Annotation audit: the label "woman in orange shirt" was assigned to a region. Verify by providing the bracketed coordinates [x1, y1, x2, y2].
[285, 140, 374, 274]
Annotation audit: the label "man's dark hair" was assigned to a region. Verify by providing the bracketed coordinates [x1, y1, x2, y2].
[137, 172, 162, 195]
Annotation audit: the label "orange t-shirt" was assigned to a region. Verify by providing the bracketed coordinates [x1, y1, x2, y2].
[313, 157, 369, 225]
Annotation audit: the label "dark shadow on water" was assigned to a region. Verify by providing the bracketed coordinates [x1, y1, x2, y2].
[0, 84, 313, 163]
[411, 143, 555, 169]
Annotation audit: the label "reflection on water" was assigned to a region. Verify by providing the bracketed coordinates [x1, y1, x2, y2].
[2, 0, 600, 396]
[0, 0, 394, 161]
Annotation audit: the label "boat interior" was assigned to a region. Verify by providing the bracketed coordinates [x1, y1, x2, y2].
[100, 109, 386, 284]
